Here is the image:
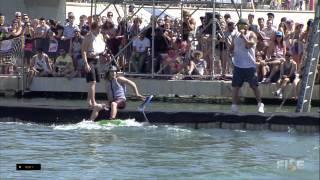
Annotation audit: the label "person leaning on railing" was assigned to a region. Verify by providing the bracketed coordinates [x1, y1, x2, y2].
[130, 33, 150, 73]
[69, 28, 84, 77]
[0, 13, 9, 41]
[23, 21, 35, 67]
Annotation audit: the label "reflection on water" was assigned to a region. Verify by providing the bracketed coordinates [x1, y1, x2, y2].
[0, 121, 319, 179]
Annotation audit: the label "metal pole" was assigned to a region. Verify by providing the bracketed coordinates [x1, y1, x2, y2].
[180, 2, 183, 38]
[94, 0, 97, 15]
[123, 2, 128, 72]
[190, 4, 203, 16]
[98, 3, 112, 16]
[21, 36, 24, 96]
[90, 0, 93, 17]
[230, 0, 241, 18]
[113, 4, 121, 18]
[211, 0, 216, 80]
[128, 5, 145, 20]
[151, 0, 155, 77]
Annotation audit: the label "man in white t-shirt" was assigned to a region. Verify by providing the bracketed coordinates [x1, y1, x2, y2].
[130, 33, 150, 73]
[263, 19, 276, 40]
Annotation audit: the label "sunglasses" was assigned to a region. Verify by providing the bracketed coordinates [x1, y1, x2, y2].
[107, 14, 113, 17]
[238, 24, 246, 29]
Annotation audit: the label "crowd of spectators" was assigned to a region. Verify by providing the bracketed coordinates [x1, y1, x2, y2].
[269, 0, 311, 10]
[0, 6, 319, 98]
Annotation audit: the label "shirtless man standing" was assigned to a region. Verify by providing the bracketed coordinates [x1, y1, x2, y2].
[81, 22, 106, 108]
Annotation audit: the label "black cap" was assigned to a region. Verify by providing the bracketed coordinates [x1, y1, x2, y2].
[237, 18, 248, 25]
[307, 19, 313, 26]
[108, 65, 118, 72]
[267, 12, 274, 18]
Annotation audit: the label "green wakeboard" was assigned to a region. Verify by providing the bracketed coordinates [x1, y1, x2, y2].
[96, 119, 126, 126]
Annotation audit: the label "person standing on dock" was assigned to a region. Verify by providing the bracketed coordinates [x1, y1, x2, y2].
[89, 65, 145, 121]
[81, 22, 106, 108]
[229, 18, 264, 113]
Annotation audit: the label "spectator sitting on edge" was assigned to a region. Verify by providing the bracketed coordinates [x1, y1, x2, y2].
[27, 48, 53, 90]
[53, 48, 76, 78]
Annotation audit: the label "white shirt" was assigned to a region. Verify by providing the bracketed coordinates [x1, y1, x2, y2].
[262, 27, 276, 39]
[92, 33, 105, 55]
[64, 22, 78, 39]
[195, 60, 207, 75]
[34, 54, 50, 72]
[133, 37, 150, 53]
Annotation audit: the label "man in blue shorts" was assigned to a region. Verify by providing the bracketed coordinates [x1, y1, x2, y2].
[229, 18, 264, 113]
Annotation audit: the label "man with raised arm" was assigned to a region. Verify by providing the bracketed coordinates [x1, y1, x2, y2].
[229, 18, 265, 113]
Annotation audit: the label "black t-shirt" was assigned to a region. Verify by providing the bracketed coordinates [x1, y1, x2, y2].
[249, 24, 258, 33]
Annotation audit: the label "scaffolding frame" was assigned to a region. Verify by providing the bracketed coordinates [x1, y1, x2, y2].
[89, 0, 240, 78]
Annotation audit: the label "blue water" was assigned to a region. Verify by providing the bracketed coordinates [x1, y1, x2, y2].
[0, 120, 319, 179]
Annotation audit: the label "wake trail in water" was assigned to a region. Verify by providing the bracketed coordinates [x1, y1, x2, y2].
[52, 118, 143, 131]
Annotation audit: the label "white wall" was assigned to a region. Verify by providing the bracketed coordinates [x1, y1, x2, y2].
[0, 0, 65, 23]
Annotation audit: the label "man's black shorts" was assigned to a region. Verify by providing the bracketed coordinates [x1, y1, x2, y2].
[232, 66, 259, 87]
[86, 58, 100, 83]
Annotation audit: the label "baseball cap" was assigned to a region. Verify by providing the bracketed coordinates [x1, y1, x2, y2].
[108, 65, 118, 72]
[15, 12, 22, 17]
[248, 13, 254, 17]
[267, 12, 274, 18]
[275, 31, 283, 37]
[237, 18, 248, 25]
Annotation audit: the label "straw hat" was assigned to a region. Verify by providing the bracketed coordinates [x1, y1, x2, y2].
[192, 50, 203, 58]
[182, 10, 190, 17]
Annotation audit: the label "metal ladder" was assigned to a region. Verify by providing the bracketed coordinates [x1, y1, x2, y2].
[296, 2, 320, 112]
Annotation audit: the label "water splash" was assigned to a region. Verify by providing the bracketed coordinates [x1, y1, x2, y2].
[287, 126, 297, 134]
[165, 125, 193, 133]
[52, 119, 143, 131]
[234, 129, 247, 133]
[0, 121, 37, 126]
